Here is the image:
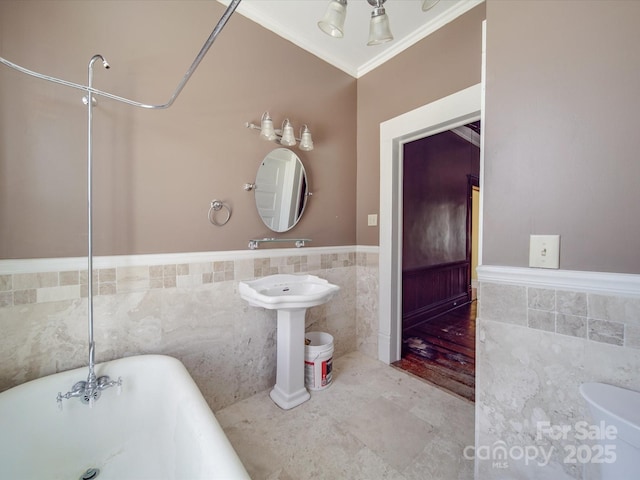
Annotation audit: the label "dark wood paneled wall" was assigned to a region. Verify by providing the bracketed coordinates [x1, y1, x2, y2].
[402, 125, 480, 331]
[402, 261, 470, 330]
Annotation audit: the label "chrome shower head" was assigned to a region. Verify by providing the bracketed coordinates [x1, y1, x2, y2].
[89, 54, 110, 70]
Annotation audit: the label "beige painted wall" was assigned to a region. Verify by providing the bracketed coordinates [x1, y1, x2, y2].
[356, 4, 486, 246]
[483, 0, 640, 273]
[11, 1, 635, 274]
[0, 1, 356, 259]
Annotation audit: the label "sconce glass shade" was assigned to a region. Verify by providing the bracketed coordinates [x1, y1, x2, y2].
[421, 0, 440, 11]
[299, 125, 314, 151]
[318, 0, 347, 38]
[367, 9, 393, 46]
[280, 119, 296, 147]
[260, 112, 277, 141]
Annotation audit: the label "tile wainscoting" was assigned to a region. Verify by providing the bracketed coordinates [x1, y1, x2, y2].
[0, 246, 380, 411]
[8, 250, 640, 478]
[476, 265, 640, 479]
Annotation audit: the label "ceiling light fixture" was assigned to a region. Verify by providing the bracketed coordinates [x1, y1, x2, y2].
[421, 0, 440, 12]
[246, 112, 314, 151]
[366, 0, 393, 46]
[317, 0, 347, 38]
[318, 0, 439, 46]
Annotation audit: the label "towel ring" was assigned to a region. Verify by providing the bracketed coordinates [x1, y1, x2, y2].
[208, 200, 231, 226]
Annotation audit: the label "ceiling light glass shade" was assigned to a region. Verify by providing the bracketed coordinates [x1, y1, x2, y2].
[299, 125, 314, 151]
[259, 112, 277, 141]
[280, 119, 296, 147]
[318, 0, 347, 38]
[367, 10, 393, 46]
[421, 0, 440, 11]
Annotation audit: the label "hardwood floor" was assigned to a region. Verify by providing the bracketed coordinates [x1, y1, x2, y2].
[392, 300, 476, 402]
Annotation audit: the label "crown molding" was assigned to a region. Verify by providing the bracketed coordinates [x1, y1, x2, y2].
[357, 0, 484, 77]
[219, 0, 358, 76]
[220, 0, 485, 79]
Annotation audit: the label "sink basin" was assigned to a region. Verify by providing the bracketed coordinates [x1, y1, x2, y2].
[238, 274, 340, 410]
[239, 274, 340, 310]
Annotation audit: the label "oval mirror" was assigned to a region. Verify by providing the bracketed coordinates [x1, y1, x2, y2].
[254, 148, 309, 232]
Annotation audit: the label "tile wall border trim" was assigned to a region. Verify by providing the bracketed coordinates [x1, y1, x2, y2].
[356, 245, 379, 254]
[477, 265, 640, 298]
[0, 245, 360, 275]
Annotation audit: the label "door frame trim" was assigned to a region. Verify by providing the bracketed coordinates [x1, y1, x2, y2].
[378, 83, 482, 364]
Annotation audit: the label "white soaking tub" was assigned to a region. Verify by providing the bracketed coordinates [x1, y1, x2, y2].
[0, 355, 250, 480]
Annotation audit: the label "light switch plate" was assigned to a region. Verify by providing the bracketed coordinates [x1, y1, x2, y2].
[529, 235, 560, 269]
[367, 214, 378, 227]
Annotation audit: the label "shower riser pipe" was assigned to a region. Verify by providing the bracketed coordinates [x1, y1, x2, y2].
[0, 0, 243, 406]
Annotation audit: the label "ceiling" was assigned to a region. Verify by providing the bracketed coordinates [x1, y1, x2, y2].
[219, 0, 483, 78]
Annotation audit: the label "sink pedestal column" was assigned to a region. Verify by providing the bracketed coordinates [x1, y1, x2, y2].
[269, 308, 310, 410]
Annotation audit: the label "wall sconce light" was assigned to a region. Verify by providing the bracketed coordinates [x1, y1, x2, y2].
[280, 119, 296, 146]
[299, 125, 314, 151]
[246, 112, 314, 151]
[259, 112, 277, 141]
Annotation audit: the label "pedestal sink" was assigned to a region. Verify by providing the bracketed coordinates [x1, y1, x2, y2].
[238, 274, 340, 410]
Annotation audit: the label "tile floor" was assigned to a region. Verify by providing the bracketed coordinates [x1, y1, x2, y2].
[216, 351, 475, 480]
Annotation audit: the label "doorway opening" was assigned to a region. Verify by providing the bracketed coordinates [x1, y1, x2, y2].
[378, 83, 482, 368]
[392, 122, 480, 402]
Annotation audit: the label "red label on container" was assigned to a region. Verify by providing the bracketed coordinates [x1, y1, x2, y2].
[321, 358, 333, 386]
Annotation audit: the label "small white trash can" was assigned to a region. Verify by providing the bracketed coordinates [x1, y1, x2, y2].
[304, 332, 334, 390]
